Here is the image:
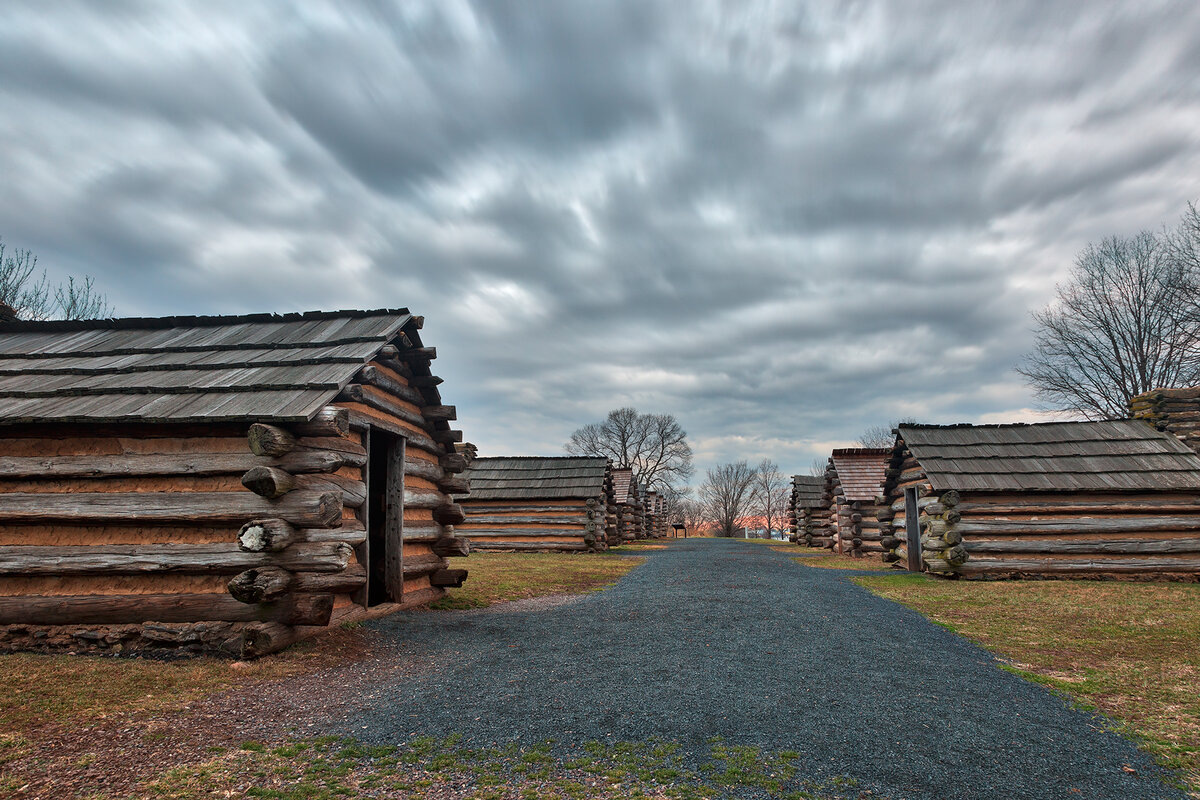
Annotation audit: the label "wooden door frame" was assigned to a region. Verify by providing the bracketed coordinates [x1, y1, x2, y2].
[904, 486, 922, 572]
[361, 428, 407, 606]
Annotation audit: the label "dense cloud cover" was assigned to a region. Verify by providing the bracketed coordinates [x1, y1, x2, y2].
[1, 1, 1198, 479]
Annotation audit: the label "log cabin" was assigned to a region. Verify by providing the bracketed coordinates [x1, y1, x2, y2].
[879, 420, 1200, 579]
[827, 448, 890, 557]
[0, 309, 471, 657]
[611, 467, 644, 543]
[788, 474, 834, 548]
[456, 456, 616, 552]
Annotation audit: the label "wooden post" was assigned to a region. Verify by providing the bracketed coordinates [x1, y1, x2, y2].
[904, 487, 922, 572]
[384, 437, 405, 602]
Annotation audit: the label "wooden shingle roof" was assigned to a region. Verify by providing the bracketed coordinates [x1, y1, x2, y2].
[460, 456, 611, 500]
[791, 474, 826, 508]
[899, 420, 1200, 492]
[0, 309, 415, 425]
[830, 448, 890, 501]
[612, 468, 638, 504]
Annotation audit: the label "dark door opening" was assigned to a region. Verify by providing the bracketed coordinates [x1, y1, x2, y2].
[367, 430, 405, 606]
[904, 487, 922, 572]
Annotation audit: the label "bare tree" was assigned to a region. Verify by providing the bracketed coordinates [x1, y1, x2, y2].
[566, 408, 693, 489]
[857, 418, 917, 448]
[700, 460, 759, 537]
[1166, 201, 1200, 317]
[809, 457, 828, 477]
[752, 458, 788, 539]
[1017, 230, 1200, 419]
[0, 237, 112, 320]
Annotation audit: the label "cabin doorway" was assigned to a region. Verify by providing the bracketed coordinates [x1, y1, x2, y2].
[367, 430, 405, 606]
[903, 487, 922, 572]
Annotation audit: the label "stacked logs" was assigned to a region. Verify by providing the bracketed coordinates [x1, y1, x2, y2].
[1132, 387, 1200, 454]
[789, 474, 834, 548]
[0, 408, 361, 657]
[916, 490, 968, 574]
[879, 436, 970, 573]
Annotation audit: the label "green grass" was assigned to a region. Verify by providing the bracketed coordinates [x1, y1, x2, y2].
[856, 573, 1200, 792]
[147, 736, 867, 799]
[791, 551, 893, 571]
[429, 551, 645, 610]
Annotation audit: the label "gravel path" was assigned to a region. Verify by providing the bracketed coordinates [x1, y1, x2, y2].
[330, 538, 1184, 799]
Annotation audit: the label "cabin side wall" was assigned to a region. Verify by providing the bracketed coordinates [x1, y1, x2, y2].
[0, 418, 363, 657]
[883, 438, 1200, 579]
[458, 495, 609, 552]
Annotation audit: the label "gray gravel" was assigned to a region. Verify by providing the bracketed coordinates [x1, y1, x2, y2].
[329, 538, 1185, 799]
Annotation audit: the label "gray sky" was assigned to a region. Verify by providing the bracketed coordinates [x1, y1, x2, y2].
[2, 1, 1198, 481]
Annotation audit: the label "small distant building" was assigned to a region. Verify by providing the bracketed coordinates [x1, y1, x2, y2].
[611, 467, 644, 543]
[456, 456, 615, 552]
[827, 448, 891, 557]
[789, 474, 833, 548]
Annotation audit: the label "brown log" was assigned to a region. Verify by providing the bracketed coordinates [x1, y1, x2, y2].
[239, 623, 298, 659]
[964, 537, 1200, 555]
[238, 518, 296, 552]
[298, 520, 366, 546]
[241, 466, 296, 499]
[404, 458, 445, 484]
[423, 405, 457, 422]
[295, 474, 367, 508]
[410, 375, 443, 388]
[961, 555, 1200, 574]
[460, 515, 590, 526]
[339, 383, 431, 435]
[248, 423, 297, 457]
[469, 541, 590, 552]
[0, 592, 334, 626]
[228, 566, 291, 603]
[439, 475, 470, 495]
[430, 568, 468, 587]
[293, 406, 350, 438]
[0, 542, 353, 576]
[0, 450, 345, 479]
[957, 516, 1200, 536]
[432, 535, 471, 557]
[0, 491, 343, 527]
[402, 523, 444, 542]
[401, 554, 444, 576]
[940, 490, 961, 508]
[434, 429, 464, 444]
[359, 365, 426, 407]
[440, 453, 468, 474]
[404, 346, 436, 362]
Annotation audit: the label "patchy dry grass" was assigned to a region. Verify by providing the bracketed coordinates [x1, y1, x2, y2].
[429, 551, 645, 610]
[145, 735, 866, 800]
[0, 630, 367, 737]
[857, 573, 1200, 792]
[792, 551, 893, 571]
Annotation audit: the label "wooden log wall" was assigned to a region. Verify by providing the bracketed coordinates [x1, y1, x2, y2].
[0, 413, 357, 657]
[798, 502, 836, 549]
[827, 464, 887, 558]
[881, 438, 1200, 579]
[0, 343, 471, 657]
[457, 496, 611, 553]
[1132, 387, 1200, 454]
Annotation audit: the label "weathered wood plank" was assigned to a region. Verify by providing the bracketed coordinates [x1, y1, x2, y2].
[0, 592, 335, 626]
[0, 451, 346, 479]
[385, 438, 404, 603]
[0, 542, 353, 576]
[961, 555, 1200, 573]
[957, 516, 1200, 535]
[0, 491, 343, 526]
[963, 537, 1200, 555]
